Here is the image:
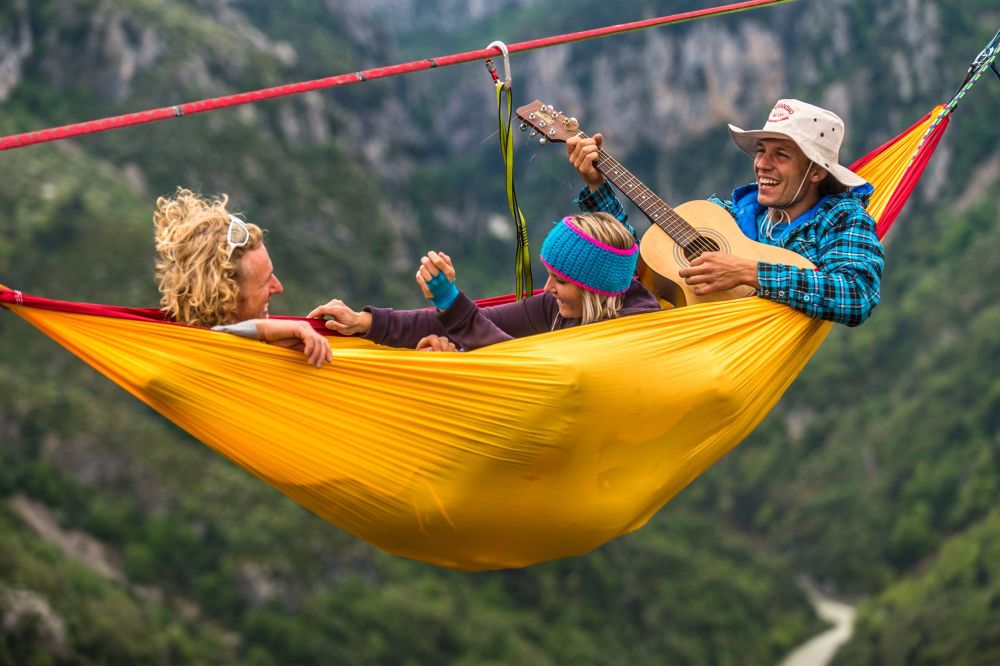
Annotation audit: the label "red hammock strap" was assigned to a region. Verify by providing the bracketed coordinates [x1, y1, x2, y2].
[1, 287, 173, 323]
[0, 284, 535, 333]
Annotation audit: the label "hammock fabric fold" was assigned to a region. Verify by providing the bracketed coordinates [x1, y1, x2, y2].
[1, 106, 948, 570]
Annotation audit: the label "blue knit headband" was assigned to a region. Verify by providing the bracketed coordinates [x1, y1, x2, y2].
[539, 217, 638, 296]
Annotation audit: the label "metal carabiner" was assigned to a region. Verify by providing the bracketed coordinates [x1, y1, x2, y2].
[486, 40, 512, 90]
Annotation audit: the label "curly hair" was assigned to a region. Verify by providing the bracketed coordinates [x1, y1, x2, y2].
[153, 188, 263, 326]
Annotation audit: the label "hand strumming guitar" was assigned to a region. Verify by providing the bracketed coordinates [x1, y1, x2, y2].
[678, 252, 761, 296]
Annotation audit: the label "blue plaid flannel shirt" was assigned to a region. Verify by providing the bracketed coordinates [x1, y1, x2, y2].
[574, 182, 884, 326]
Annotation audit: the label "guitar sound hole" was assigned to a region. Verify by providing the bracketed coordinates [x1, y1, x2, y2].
[683, 237, 721, 262]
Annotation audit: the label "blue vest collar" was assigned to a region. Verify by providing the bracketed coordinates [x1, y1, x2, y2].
[729, 182, 875, 243]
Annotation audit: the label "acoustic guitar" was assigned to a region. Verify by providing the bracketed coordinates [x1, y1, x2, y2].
[516, 100, 815, 307]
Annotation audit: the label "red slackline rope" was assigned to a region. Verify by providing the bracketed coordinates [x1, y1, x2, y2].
[0, 0, 794, 152]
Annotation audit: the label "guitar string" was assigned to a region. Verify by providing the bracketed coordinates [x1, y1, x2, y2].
[570, 123, 719, 256]
[524, 111, 717, 257]
[598, 152, 718, 254]
[594, 150, 719, 257]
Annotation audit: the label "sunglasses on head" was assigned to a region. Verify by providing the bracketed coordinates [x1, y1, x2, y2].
[226, 215, 250, 259]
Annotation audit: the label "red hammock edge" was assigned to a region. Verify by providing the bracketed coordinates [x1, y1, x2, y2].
[0, 284, 536, 333]
[849, 111, 951, 239]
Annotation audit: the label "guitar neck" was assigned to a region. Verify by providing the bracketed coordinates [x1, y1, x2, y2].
[586, 139, 700, 248]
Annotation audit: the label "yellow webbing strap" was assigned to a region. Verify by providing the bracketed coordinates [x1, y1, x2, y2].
[495, 80, 533, 299]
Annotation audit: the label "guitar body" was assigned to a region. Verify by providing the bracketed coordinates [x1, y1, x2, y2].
[637, 199, 816, 307]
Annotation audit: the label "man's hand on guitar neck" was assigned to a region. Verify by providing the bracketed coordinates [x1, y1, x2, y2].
[566, 134, 606, 192]
[678, 252, 761, 296]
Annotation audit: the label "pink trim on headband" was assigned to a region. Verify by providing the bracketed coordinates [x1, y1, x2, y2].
[561, 216, 638, 256]
[539, 257, 631, 297]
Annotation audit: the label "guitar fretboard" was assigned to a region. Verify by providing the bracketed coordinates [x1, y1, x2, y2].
[589, 144, 702, 249]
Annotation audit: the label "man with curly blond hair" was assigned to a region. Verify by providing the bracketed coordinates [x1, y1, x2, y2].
[153, 188, 331, 367]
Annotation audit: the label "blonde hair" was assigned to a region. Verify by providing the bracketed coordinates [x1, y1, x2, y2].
[553, 212, 636, 328]
[153, 188, 263, 326]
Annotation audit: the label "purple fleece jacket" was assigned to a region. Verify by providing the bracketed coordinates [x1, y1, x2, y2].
[363, 278, 660, 351]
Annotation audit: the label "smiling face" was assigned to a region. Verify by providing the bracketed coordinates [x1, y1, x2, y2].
[754, 138, 826, 219]
[234, 245, 283, 320]
[544, 270, 584, 319]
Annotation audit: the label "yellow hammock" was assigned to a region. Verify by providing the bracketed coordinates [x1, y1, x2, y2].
[0, 106, 948, 570]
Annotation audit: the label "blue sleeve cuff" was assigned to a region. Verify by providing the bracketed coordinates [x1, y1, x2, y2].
[572, 182, 636, 241]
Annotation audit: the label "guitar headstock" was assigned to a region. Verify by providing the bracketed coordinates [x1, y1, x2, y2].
[515, 100, 584, 144]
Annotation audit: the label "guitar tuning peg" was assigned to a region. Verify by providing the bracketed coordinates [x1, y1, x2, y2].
[529, 130, 538, 138]
[519, 122, 528, 131]
[539, 138, 548, 145]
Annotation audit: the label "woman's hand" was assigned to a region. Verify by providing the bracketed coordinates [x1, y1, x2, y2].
[416, 334, 458, 352]
[307, 299, 372, 336]
[254, 319, 332, 368]
[415, 251, 456, 297]
[415, 251, 459, 310]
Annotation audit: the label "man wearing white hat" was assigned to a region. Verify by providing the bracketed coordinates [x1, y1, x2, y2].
[566, 99, 884, 326]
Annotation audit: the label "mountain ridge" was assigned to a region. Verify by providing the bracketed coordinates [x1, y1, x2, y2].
[2, 1, 998, 663]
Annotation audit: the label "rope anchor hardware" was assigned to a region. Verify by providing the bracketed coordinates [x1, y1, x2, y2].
[485, 40, 512, 90]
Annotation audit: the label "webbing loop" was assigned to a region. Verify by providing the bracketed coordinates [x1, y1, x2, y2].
[486, 41, 512, 90]
[914, 27, 999, 162]
[486, 42, 532, 300]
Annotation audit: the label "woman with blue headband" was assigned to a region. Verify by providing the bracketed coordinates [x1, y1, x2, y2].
[309, 212, 660, 351]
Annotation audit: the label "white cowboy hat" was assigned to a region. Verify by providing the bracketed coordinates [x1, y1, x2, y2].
[728, 99, 868, 188]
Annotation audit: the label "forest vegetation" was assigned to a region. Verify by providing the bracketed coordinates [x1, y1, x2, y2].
[1, 0, 998, 663]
